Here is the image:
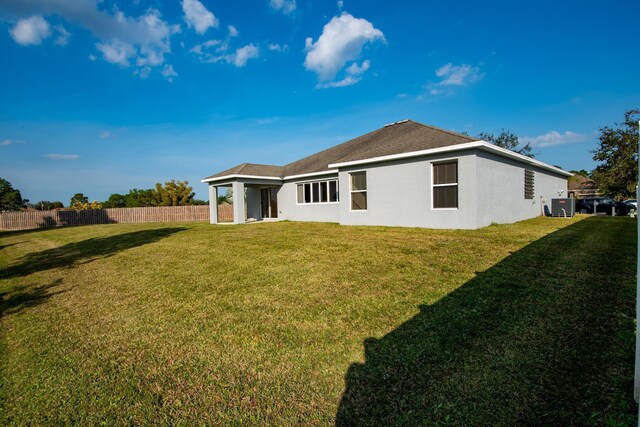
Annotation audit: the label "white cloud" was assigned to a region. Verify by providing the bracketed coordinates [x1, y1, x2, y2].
[269, 0, 296, 14]
[161, 64, 178, 82]
[4, 1, 180, 79]
[317, 76, 359, 88]
[54, 25, 71, 46]
[232, 44, 259, 67]
[267, 43, 285, 52]
[304, 13, 384, 85]
[45, 153, 80, 160]
[191, 40, 221, 55]
[99, 131, 113, 139]
[337, 1, 344, 10]
[520, 131, 588, 148]
[191, 41, 259, 67]
[182, 0, 218, 34]
[134, 65, 152, 79]
[318, 59, 370, 88]
[427, 63, 484, 95]
[10, 15, 51, 46]
[434, 63, 483, 86]
[0, 139, 26, 146]
[346, 59, 369, 75]
[228, 25, 239, 37]
[96, 39, 136, 66]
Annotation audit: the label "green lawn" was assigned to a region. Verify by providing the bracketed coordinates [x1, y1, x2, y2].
[0, 217, 637, 425]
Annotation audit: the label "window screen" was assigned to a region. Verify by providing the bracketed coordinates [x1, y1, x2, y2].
[350, 171, 367, 210]
[433, 162, 458, 209]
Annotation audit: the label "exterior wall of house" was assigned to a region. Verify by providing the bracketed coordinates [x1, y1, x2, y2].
[337, 150, 479, 229]
[475, 151, 568, 227]
[206, 151, 568, 229]
[278, 176, 340, 223]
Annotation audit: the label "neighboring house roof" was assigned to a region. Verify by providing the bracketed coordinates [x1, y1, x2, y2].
[568, 174, 596, 191]
[202, 119, 571, 183]
[567, 174, 602, 197]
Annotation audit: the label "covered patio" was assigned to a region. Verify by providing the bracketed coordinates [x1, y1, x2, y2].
[207, 178, 282, 224]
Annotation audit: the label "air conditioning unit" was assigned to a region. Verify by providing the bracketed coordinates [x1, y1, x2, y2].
[551, 198, 575, 217]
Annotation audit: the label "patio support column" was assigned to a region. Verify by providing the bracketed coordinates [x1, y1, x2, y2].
[208, 185, 218, 224]
[232, 181, 245, 224]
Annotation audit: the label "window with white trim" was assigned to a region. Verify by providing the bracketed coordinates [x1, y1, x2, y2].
[296, 179, 339, 204]
[350, 171, 367, 210]
[433, 161, 458, 209]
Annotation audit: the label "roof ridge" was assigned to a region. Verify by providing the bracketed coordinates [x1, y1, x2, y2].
[282, 120, 417, 172]
[244, 162, 283, 167]
[331, 122, 427, 164]
[284, 133, 371, 170]
[408, 120, 478, 142]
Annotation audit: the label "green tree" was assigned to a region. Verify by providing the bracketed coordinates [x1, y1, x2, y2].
[217, 188, 232, 205]
[592, 109, 639, 200]
[0, 178, 26, 211]
[123, 189, 158, 207]
[69, 200, 103, 210]
[154, 180, 195, 206]
[103, 193, 126, 208]
[34, 200, 64, 210]
[478, 129, 537, 158]
[70, 193, 89, 207]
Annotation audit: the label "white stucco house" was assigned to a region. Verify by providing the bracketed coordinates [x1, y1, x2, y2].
[202, 120, 571, 229]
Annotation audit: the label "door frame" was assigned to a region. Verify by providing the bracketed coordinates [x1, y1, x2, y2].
[260, 187, 278, 219]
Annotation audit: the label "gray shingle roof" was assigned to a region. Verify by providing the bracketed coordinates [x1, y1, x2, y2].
[203, 120, 477, 181]
[203, 163, 285, 180]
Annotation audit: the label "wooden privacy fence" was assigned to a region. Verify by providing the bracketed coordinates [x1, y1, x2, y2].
[0, 204, 234, 231]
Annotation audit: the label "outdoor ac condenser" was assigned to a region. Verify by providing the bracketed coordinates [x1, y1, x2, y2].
[551, 198, 575, 217]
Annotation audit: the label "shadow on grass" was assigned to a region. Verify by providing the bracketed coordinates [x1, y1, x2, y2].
[0, 227, 186, 280]
[0, 242, 19, 251]
[336, 217, 637, 426]
[0, 278, 69, 317]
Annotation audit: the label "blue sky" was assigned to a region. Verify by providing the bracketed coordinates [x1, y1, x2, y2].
[1, 0, 638, 204]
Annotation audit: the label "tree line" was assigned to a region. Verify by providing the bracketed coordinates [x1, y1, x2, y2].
[1, 109, 638, 211]
[0, 179, 208, 211]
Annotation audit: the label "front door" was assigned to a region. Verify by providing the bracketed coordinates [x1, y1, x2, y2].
[261, 188, 278, 219]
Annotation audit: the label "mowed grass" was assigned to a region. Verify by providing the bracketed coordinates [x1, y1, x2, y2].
[0, 216, 636, 425]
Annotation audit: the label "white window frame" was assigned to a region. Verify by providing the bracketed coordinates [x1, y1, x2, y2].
[295, 178, 340, 205]
[349, 170, 368, 212]
[431, 159, 459, 210]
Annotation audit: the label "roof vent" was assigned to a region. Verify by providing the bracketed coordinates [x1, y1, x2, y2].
[384, 119, 410, 127]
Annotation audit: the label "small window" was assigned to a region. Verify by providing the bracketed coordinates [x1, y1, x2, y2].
[524, 170, 534, 199]
[312, 182, 320, 203]
[329, 180, 339, 202]
[320, 181, 328, 202]
[350, 171, 367, 210]
[304, 183, 311, 203]
[297, 184, 304, 204]
[433, 161, 458, 209]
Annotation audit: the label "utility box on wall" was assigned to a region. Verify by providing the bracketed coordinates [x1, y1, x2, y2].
[551, 198, 575, 217]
